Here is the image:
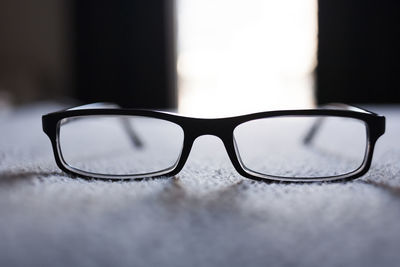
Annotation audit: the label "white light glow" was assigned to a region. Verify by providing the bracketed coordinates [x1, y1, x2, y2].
[177, 0, 318, 117]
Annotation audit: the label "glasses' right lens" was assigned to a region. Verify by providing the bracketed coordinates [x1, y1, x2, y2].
[233, 116, 367, 179]
[59, 115, 184, 177]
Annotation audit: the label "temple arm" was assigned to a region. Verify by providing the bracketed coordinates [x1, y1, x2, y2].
[303, 103, 375, 145]
[66, 102, 143, 148]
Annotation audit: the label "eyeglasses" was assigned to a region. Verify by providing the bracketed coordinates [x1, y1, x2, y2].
[42, 103, 385, 183]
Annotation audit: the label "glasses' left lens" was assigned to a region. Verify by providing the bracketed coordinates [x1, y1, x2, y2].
[59, 115, 184, 177]
[233, 116, 367, 179]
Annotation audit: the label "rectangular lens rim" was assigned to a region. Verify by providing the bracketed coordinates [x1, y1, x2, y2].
[232, 114, 371, 182]
[56, 114, 185, 179]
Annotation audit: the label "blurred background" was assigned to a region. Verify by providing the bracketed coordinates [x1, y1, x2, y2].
[0, 0, 399, 115]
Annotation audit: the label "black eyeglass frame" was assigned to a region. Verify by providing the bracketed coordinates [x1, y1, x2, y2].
[42, 103, 385, 183]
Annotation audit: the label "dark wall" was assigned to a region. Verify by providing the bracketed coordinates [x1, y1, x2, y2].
[317, 0, 400, 104]
[74, 1, 176, 109]
[0, 0, 72, 104]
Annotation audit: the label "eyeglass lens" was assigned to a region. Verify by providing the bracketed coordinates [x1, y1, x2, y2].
[59, 115, 184, 176]
[233, 116, 367, 178]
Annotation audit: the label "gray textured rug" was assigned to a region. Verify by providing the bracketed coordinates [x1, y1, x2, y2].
[1, 103, 400, 267]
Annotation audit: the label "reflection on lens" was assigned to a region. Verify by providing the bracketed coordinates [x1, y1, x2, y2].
[233, 116, 367, 178]
[59, 116, 184, 176]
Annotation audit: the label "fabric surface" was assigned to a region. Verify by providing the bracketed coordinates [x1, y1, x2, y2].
[0, 103, 400, 267]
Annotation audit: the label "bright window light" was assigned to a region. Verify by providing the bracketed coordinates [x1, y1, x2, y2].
[176, 0, 318, 116]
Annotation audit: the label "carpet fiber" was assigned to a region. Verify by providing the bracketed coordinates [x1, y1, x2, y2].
[1, 103, 400, 267]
